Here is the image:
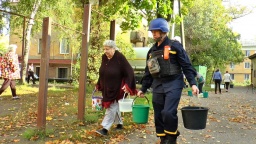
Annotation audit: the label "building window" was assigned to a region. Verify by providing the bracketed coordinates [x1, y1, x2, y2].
[230, 62, 235, 69]
[230, 74, 234, 80]
[60, 38, 69, 54]
[254, 70, 256, 78]
[58, 67, 68, 78]
[245, 50, 250, 57]
[38, 38, 42, 54]
[244, 74, 250, 81]
[35, 67, 40, 77]
[244, 62, 250, 69]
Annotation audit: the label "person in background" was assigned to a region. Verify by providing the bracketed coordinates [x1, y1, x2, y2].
[137, 18, 199, 144]
[195, 70, 205, 94]
[95, 40, 137, 136]
[172, 36, 181, 43]
[223, 71, 232, 92]
[0, 44, 20, 99]
[27, 63, 36, 84]
[212, 69, 222, 94]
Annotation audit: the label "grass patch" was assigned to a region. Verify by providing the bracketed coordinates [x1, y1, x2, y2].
[84, 109, 104, 124]
[23, 128, 54, 140]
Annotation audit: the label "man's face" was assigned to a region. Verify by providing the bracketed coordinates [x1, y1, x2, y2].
[151, 30, 162, 42]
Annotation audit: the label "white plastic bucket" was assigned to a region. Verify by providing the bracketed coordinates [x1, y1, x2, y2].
[118, 93, 133, 112]
[119, 99, 133, 112]
[211, 84, 224, 89]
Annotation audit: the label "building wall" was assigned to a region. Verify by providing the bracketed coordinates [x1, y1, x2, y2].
[9, 30, 74, 79]
[226, 40, 256, 83]
[250, 58, 256, 86]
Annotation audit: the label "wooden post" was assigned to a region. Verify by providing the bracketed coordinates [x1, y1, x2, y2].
[178, 0, 185, 49]
[110, 20, 115, 40]
[37, 17, 51, 128]
[78, 4, 91, 121]
[20, 17, 26, 81]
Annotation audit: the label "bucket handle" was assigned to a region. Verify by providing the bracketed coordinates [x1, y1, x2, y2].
[121, 92, 130, 102]
[132, 96, 150, 106]
[188, 92, 202, 106]
[92, 88, 103, 98]
[92, 88, 96, 97]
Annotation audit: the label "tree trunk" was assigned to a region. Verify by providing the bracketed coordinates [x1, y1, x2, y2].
[21, 0, 42, 84]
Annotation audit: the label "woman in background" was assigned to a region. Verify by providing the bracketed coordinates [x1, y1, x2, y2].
[0, 44, 20, 99]
[223, 71, 232, 92]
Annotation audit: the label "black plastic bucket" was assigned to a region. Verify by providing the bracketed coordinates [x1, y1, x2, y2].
[181, 106, 209, 130]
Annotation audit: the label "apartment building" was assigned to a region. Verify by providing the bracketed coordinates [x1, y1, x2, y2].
[226, 40, 256, 83]
[10, 32, 76, 81]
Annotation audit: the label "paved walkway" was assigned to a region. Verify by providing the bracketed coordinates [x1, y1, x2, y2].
[119, 86, 256, 144]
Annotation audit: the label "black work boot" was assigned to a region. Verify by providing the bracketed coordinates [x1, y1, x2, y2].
[160, 136, 166, 144]
[161, 131, 180, 144]
[164, 135, 177, 144]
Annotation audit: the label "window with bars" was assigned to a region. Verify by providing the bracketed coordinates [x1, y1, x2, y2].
[58, 67, 68, 78]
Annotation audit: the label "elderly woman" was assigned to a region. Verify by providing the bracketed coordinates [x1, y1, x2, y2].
[0, 44, 20, 99]
[95, 40, 137, 136]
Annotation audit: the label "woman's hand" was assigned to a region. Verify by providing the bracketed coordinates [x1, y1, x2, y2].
[137, 90, 145, 97]
[122, 85, 129, 93]
[94, 86, 98, 92]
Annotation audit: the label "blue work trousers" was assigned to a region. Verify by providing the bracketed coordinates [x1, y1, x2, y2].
[152, 88, 182, 136]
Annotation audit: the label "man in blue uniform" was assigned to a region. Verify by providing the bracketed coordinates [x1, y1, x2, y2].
[137, 18, 199, 144]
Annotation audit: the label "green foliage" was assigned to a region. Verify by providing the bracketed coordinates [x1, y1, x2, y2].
[2, 0, 77, 36]
[96, 0, 195, 31]
[183, 0, 244, 84]
[0, 35, 8, 54]
[23, 128, 54, 140]
[116, 33, 135, 59]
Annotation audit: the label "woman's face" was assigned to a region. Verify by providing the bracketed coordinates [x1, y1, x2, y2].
[103, 46, 115, 59]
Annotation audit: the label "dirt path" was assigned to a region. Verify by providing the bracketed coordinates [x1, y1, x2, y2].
[119, 86, 256, 144]
[0, 86, 255, 144]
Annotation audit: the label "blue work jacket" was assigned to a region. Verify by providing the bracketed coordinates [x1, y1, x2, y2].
[140, 36, 197, 93]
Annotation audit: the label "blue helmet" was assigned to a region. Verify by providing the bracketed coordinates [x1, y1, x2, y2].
[148, 18, 169, 32]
